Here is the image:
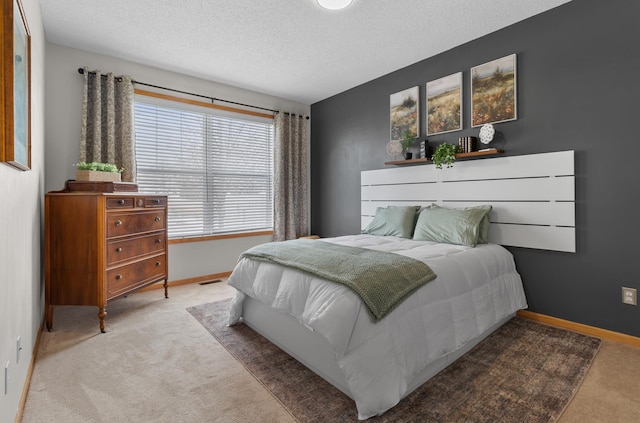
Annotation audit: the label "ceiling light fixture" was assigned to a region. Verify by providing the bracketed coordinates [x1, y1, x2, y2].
[317, 0, 353, 10]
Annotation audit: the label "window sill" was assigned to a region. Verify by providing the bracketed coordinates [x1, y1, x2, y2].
[168, 230, 274, 245]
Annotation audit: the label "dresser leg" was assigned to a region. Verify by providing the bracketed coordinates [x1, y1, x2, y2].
[45, 305, 53, 332]
[98, 307, 107, 333]
[164, 280, 169, 299]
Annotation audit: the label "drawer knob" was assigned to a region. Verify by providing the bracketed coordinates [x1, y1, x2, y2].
[155, 239, 162, 244]
[115, 247, 122, 253]
[115, 220, 122, 227]
[152, 199, 160, 204]
[156, 261, 161, 267]
[115, 274, 122, 280]
[118, 199, 125, 205]
[155, 216, 161, 222]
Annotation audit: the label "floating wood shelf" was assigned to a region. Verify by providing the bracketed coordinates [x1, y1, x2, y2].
[385, 149, 504, 165]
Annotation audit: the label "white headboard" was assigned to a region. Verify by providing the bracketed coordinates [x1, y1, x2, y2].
[361, 150, 575, 252]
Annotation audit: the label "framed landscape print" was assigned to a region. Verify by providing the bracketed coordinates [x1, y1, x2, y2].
[471, 54, 517, 127]
[426, 72, 462, 135]
[1, 0, 31, 170]
[390, 86, 419, 141]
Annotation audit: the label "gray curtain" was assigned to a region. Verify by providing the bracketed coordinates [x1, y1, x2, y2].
[79, 67, 135, 182]
[274, 112, 309, 241]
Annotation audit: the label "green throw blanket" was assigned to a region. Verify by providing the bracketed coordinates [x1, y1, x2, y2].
[241, 239, 437, 321]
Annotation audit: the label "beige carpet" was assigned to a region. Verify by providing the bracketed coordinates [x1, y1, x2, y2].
[20, 281, 640, 422]
[559, 339, 640, 422]
[22, 282, 295, 423]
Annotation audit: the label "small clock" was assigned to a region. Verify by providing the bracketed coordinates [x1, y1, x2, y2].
[386, 140, 403, 157]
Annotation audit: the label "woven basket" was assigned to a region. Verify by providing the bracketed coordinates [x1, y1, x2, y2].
[75, 170, 122, 182]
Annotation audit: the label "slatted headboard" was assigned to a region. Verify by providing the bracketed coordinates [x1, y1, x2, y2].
[361, 150, 575, 252]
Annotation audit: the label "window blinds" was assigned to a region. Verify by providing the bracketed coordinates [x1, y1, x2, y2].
[134, 96, 274, 239]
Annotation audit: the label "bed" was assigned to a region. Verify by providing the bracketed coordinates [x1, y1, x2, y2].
[228, 234, 527, 419]
[227, 151, 575, 420]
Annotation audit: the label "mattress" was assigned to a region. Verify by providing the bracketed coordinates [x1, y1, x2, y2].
[227, 234, 528, 419]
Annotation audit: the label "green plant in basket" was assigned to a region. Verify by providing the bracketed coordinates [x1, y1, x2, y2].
[431, 143, 458, 169]
[76, 161, 123, 173]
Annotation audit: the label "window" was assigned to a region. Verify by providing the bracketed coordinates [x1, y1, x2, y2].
[134, 94, 274, 239]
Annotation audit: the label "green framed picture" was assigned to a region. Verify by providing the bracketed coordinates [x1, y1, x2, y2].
[2, 0, 31, 170]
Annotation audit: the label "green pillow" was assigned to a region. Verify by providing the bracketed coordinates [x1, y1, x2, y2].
[362, 206, 419, 238]
[413, 204, 492, 247]
[429, 204, 492, 244]
[476, 207, 491, 244]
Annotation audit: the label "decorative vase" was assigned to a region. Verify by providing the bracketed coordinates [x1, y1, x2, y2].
[75, 170, 122, 182]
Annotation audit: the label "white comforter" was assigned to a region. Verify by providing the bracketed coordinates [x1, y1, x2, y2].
[227, 234, 527, 419]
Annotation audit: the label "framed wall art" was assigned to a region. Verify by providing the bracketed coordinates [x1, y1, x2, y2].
[390, 86, 419, 141]
[471, 54, 517, 127]
[426, 72, 462, 135]
[1, 0, 31, 170]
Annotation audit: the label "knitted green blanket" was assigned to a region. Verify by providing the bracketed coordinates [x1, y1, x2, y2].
[240, 239, 437, 321]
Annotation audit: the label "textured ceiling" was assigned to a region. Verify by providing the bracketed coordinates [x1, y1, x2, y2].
[40, 0, 570, 104]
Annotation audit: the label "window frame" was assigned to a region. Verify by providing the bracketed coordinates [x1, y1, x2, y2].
[134, 89, 275, 242]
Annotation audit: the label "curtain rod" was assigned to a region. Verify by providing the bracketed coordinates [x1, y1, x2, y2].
[77, 68, 309, 119]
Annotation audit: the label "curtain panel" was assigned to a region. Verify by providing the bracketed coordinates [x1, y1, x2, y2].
[79, 68, 135, 182]
[274, 112, 309, 241]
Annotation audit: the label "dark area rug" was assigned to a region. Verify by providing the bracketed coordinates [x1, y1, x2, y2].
[187, 299, 601, 423]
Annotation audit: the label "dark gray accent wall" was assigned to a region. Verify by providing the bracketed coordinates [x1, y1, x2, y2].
[310, 0, 640, 337]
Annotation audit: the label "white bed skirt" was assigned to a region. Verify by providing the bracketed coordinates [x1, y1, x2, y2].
[241, 294, 514, 416]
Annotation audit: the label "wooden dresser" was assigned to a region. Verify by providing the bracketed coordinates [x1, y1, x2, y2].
[45, 191, 169, 332]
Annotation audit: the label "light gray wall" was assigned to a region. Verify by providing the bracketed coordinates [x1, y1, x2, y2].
[0, 0, 46, 420]
[2, 25, 309, 422]
[44, 43, 309, 281]
[310, 0, 640, 338]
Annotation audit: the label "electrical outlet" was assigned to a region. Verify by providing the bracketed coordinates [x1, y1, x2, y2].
[4, 361, 9, 395]
[622, 287, 637, 306]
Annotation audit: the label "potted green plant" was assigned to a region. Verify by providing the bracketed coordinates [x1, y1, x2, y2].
[75, 161, 124, 182]
[431, 143, 458, 169]
[400, 130, 416, 160]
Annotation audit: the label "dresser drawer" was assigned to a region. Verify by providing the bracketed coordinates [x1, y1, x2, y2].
[144, 197, 167, 208]
[107, 196, 166, 209]
[107, 210, 166, 238]
[107, 232, 166, 266]
[106, 197, 135, 209]
[107, 254, 167, 298]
